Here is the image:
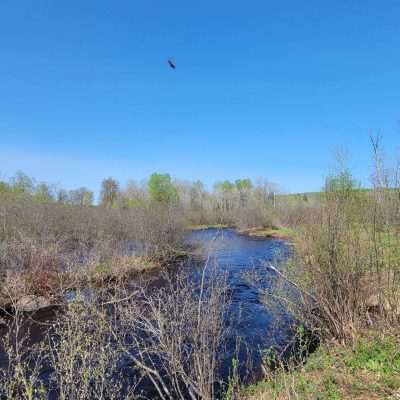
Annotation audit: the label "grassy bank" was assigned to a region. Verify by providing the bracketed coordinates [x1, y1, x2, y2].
[243, 333, 400, 400]
[189, 223, 233, 230]
[238, 226, 296, 240]
[189, 223, 296, 241]
[0, 252, 187, 311]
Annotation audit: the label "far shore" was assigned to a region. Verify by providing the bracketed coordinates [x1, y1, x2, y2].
[189, 224, 295, 240]
[237, 226, 295, 240]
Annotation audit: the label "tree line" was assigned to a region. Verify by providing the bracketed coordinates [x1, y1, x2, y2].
[0, 171, 279, 210]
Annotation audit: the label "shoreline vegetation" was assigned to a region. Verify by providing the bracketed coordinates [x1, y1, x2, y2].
[189, 223, 233, 230]
[1, 139, 400, 399]
[189, 224, 296, 240]
[0, 224, 292, 313]
[243, 332, 400, 400]
[237, 226, 295, 240]
[0, 249, 191, 314]
[0, 221, 295, 313]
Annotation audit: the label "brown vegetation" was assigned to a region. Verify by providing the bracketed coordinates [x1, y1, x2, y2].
[0, 196, 185, 308]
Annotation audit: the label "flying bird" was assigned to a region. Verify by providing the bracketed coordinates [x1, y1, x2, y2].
[167, 59, 176, 69]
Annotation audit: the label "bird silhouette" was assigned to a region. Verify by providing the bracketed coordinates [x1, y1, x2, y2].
[167, 59, 176, 69]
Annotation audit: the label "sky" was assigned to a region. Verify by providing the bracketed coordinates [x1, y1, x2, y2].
[0, 1, 400, 194]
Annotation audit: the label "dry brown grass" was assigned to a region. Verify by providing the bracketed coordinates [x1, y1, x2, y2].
[0, 197, 186, 308]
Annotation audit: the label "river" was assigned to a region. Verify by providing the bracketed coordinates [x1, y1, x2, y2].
[186, 228, 295, 382]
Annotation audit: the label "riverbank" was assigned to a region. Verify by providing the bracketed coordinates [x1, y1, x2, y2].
[189, 224, 296, 240]
[242, 331, 400, 399]
[0, 249, 189, 313]
[237, 226, 295, 240]
[190, 223, 233, 230]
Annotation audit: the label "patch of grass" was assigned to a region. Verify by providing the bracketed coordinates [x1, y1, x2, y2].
[238, 226, 295, 240]
[344, 336, 400, 375]
[94, 262, 112, 275]
[189, 224, 232, 230]
[242, 334, 400, 400]
[82, 255, 159, 283]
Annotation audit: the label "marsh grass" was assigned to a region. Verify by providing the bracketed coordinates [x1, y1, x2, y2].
[0, 198, 185, 308]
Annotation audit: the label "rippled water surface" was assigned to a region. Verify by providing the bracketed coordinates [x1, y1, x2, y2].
[186, 228, 294, 379]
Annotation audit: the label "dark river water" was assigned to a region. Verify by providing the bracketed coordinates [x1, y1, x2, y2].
[185, 228, 295, 381]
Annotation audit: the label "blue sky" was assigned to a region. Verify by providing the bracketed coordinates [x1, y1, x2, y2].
[1, 1, 399, 194]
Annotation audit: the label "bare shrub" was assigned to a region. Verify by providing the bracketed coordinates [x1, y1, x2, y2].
[48, 300, 137, 400]
[0, 197, 185, 302]
[0, 309, 48, 399]
[289, 197, 369, 342]
[110, 266, 230, 400]
[233, 200, 276, 230]
[272, 143, 400, 344]
[0, 265, 231, 399]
